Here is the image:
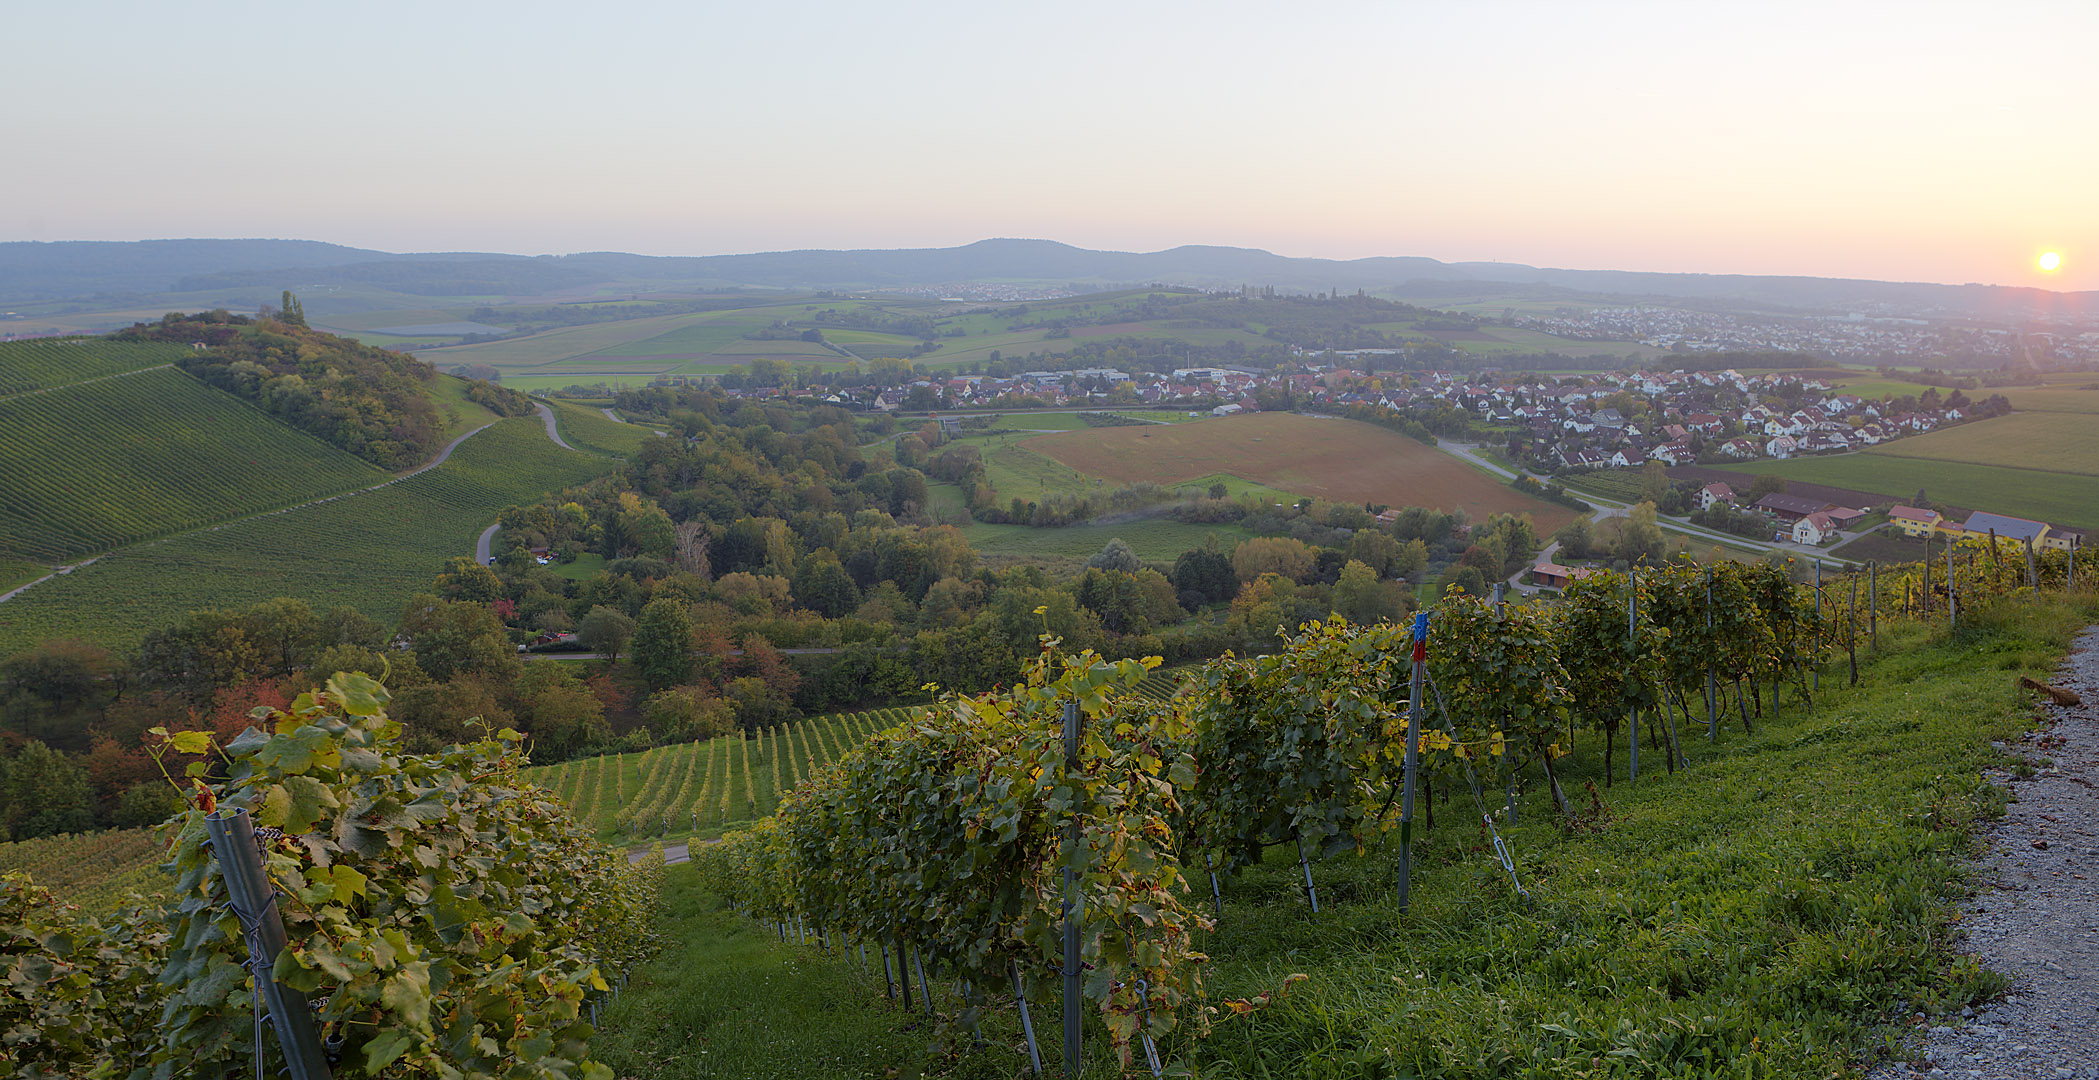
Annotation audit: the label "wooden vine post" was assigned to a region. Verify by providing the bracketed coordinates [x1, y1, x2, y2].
[1868, 562, 1877, 650]
[1627, 570, 1639, 784]
[1705, 566, 1717, 741]
[1810, 560, 1821, 693]
[1397, 611, 1428, 912]
[1059, 700, 1082, 1078]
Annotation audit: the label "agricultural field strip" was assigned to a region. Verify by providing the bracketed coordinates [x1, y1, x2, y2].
[0, 417, 610, 653]
[1867, 411, 2099, 478]
[0, 828, 165, 913]
[0, 361, 172, 403]
[0, 338, 189, 396]
[0, 367, 390, 562]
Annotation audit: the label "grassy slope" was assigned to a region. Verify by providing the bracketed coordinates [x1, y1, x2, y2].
[1752, 454, 2099, 531]
[601, 592, 2099, 1079]
[0, 366, 388, 562]
[1872, 412, 2099, 475]
[0, 417, 611, 654]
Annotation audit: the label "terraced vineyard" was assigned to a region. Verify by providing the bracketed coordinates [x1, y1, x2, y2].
[0, 828, 166, 915]
[543, 397, 660, 458]
[522, 671, 1188, 841]
[0, 417, 612, 653]
[0, 365, 387, 561]
[0, 337, 186, 396]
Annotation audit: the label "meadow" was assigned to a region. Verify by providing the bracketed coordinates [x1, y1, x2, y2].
[1025, 412, 1580, 531]
[959, 515, 1255, 565]
[1870, 411, 2099, 476]
[1746, 454, 2099, 530]
[542, 397, 662, 458]
[0, 365, 387, 562]
[0, 416, 613, 654]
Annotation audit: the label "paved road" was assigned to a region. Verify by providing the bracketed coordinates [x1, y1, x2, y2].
[475, 522, 500, 564]
[1438, 441, 1851, 565]
[630, 842, 694, 866]
[0, 421, 497, 608]
[535, 403, 579, 452]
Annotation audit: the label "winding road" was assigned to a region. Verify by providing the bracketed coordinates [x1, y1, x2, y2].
[535, 402, 578, 452]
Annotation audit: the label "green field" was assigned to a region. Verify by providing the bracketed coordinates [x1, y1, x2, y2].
[0, 829, 165, 915]
[0, 558, 42, 592]
[543, 397, 661, 457]
[959, 515, 1254, 564]
[525, 673, 1189, 845]
[0, 337, 187, 395]
[0, 417, 613, 654]
[0, 365, 388, 562]
[1995, 384, 2099, 415]
[1871, 412, 2099, 476]
[424, 372, 509, 437]
[1751, 453, 2099, 530]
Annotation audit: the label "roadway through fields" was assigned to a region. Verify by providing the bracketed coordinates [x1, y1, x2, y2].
[1437, 441, 1849, 566]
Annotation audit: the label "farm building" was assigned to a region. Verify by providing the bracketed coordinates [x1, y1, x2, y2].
[1888, 505, 1942, 537]
[1755, 492, 1833, 523]
[1530, 561, 1596, 589]
[1957, 511, 2050, 547]
[2042, 527, 2084, 553]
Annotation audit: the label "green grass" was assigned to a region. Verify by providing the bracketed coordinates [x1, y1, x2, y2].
[0, 417, 612, 654]
[425, 372, 506, 437]
[547, 552, 608, 581]
[0, 337, 186, 396]
[590, 870, 945, 1079]
[1751, 454, 2099, 531]
[1872, 412, 2099, 476]
[960, 516, 1253, 564]
[610, 592, 2096, 1078]
[0, 365, 388, 562]
[543, 397, 661, 457]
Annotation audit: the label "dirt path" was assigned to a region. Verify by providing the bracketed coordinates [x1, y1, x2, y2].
[1875, 626, 2099, 1079]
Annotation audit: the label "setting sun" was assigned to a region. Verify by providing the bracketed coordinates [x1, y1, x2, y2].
[2039, 251, 2063, 272]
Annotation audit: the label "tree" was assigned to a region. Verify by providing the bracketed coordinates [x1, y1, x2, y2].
[1639, 459, 1670, 504]
[1746, 474, 1788, 501]
[643, 687, 735, 741]
[632, 599, 694, 691]
[1231, 536, 1315, 583]
[577, 606, 637, 664]
[1554, 517, 1595, 560]
[398, 595, 519, 683]
[1207, 482, 1229, 500]
[791, 552, 860, 619]
[1, 741, 96, 840]
[1087, 537, 1141, 574]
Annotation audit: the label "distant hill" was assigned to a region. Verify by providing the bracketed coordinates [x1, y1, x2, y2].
[0, 239, 390, 300]
[5, 237, 2092, 321]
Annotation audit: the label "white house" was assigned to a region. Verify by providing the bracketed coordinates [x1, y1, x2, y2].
[1792, 512, 1838, 545]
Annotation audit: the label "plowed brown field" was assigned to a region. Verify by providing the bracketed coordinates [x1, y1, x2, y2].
[1024, 413, 1576, 531]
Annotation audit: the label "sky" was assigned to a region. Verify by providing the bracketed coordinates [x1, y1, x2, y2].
[5, 0, 2095, 290]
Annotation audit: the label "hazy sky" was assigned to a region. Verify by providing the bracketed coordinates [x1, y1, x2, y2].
[6, 0, 2094, 289]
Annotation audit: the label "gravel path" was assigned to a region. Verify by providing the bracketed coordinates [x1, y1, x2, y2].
[1875, 626, 2099, 1080]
